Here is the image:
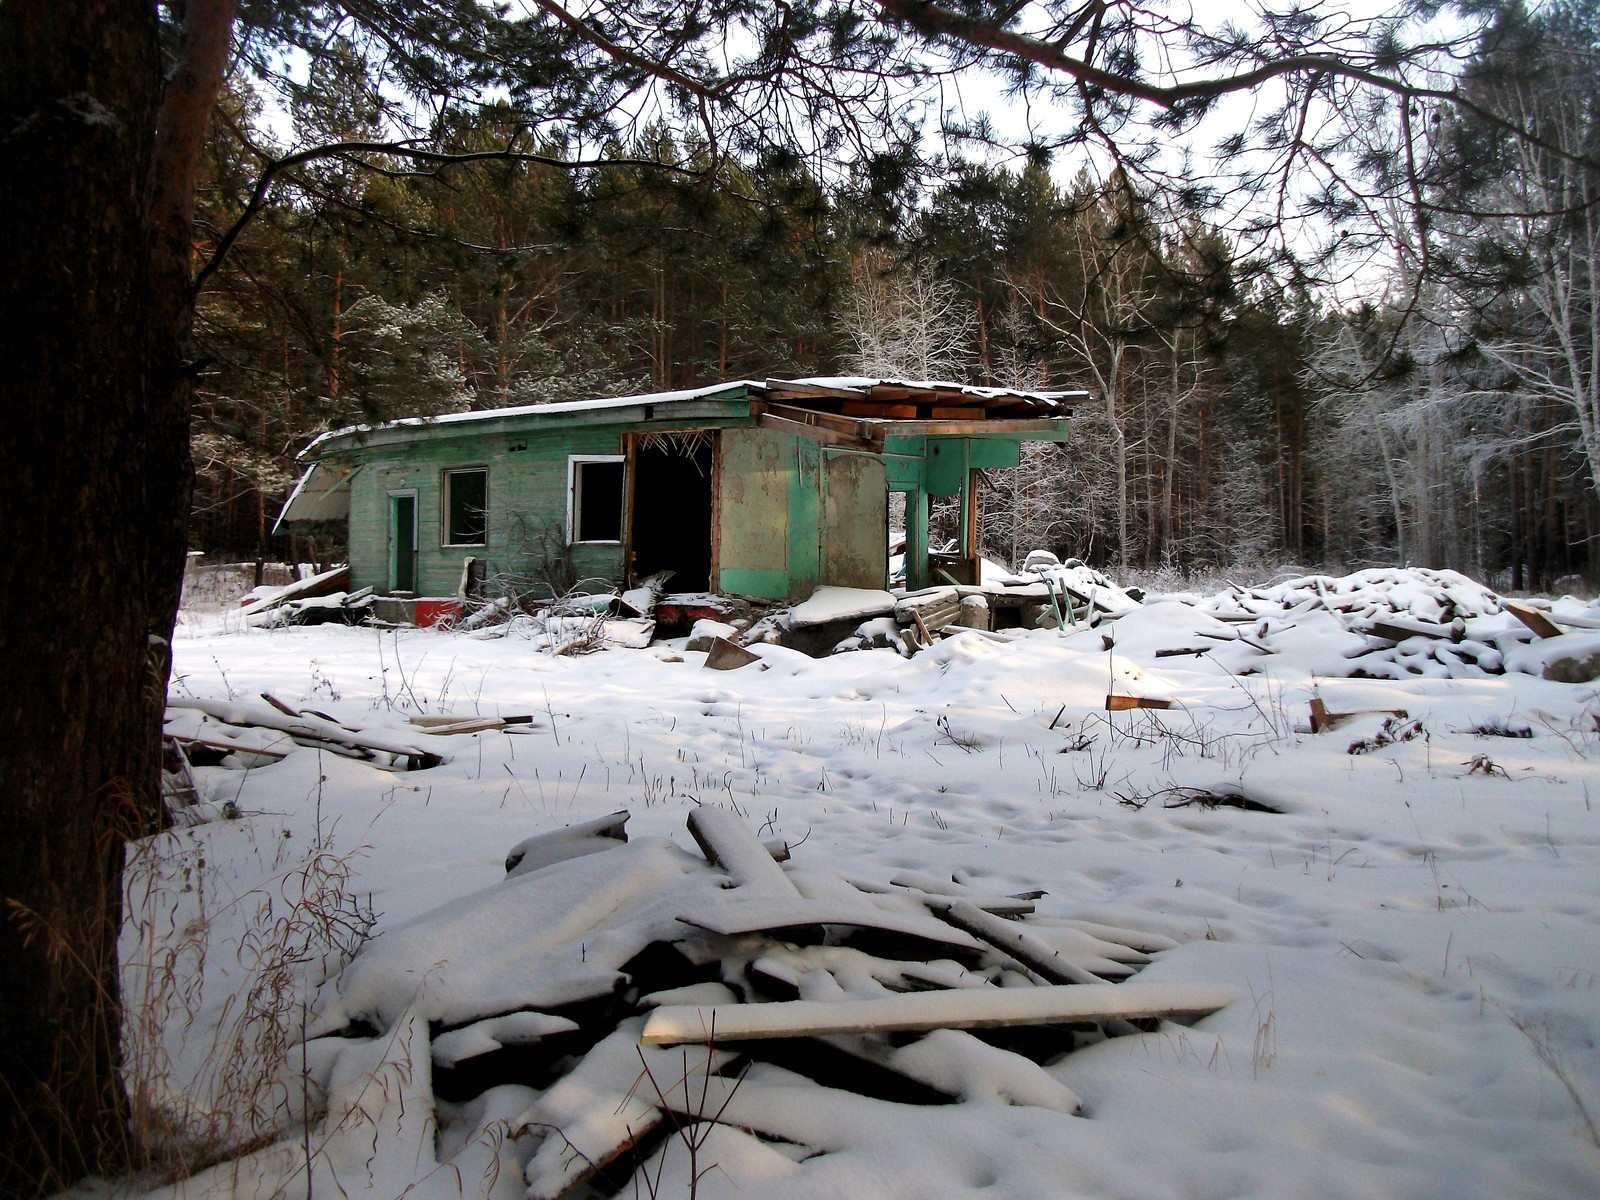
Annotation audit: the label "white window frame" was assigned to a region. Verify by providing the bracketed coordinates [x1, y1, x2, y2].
[567, 455, 626, 545]
[441, 466, 489, 548]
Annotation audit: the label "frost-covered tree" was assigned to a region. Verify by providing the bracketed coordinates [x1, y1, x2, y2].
[837, 251, 978, 381]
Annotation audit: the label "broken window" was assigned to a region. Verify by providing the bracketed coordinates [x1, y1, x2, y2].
[442, 467, 488, 546]
[568, 456, 625, 543]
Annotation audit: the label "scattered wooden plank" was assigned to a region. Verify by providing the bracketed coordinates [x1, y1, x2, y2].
[677, 896, 984, 958]
[1154, 647, 1209, 658]
[1195, 630, 1273, 653]
[505, 811, 631, 878]
[880, 871, 1037, 917]
[167, 698, 444, 769]
[1505, 600, 1564, 639]
[1309, 697, 1410, 733]
[414, 717, 505, 736]
[923, 898, 1109, 986]
[687, 808, 800, 895]
[1106, 694, 1174, 712]
[641, 982, 1235, 1045]
[408, 713, 534, 727]
[1360, 618, 1456, 644]
[174, 735, 291, 761]
[237, 565, 350, 618]
[705, 636, 762, 671]
[409, 714, 534, 735]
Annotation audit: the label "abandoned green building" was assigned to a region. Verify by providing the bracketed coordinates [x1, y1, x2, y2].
[277, 377, 1076, 602]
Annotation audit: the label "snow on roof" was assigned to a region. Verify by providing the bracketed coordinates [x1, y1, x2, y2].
[300, 380, 761, 458]
[300, 375, 1079, 459]
[775, 376, 1085, 403]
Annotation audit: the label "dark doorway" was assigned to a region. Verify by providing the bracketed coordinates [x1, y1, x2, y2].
[631, 432, 715, 591]
[389, 491, 417, 593]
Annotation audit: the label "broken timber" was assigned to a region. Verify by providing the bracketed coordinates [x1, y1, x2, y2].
[167, 698, 444, 769]
[1309, 697, 1410, 734]
[1106, 694, 1174, 712]
[1505, 600, 1565, 640]
[236, 565, 350, 618]
[923, 897, 1111, 986]
[688, 806, 799, 894]
[641, 982, 1235, 1045]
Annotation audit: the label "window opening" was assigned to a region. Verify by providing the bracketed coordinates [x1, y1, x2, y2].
[443, 468, 488, 546]
[569, 456, 625, 543]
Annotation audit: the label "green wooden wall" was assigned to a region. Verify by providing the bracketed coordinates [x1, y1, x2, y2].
[328, 412, 1067, 602]
[345, 425, 628, 597]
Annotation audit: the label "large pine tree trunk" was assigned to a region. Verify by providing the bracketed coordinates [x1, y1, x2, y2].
[0, 0, 220, 1190]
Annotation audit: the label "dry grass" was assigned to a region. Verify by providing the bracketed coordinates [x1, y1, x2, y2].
[120, 822, 375, 1180]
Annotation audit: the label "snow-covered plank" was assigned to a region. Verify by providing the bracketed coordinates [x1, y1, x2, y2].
[686, 807, 799, 895]
[1058, 919, 1180, 955]
[604, 616, 657, 648]
[834, 1028, 1085, 1115]
[236, 565, 350, 617]
[880, 871, 1037, 917]
[519, 1020, 736, 1200]
[923, 898, 1110, 986]
[677, 895, 984, 956]
[641, 982, 1235, 1044]
[504, 810, 630, 878]
[430, 1011, 579, 1069]
[166, 697, 443, 766]
[313, 840, 716, 1031]
[789, 586, 896, 628]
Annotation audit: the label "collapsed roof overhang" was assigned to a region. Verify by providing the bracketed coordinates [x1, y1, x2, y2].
[273, 462, 359, 532]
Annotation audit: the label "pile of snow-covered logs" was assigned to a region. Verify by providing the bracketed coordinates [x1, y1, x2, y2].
[1197, 567, 1541, 680]
[305, 809, 1231, 1200]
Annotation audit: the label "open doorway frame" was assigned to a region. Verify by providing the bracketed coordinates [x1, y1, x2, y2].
[625, 430, 718, 592]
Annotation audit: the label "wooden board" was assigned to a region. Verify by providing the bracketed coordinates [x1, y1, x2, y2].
[687, 808, 799, 895]
[923, 898, 1109, 986]
[1505, 600, 1564, 639]
[705, 636, 762, 670]
[677, 896, 984, 956]
[237, 565, 350, 618]
[1106, 694, 1174, 711]
[841, 401, 919, 419]
[1309, 697, 1409, 733]
[641, 982, 1235, 1044]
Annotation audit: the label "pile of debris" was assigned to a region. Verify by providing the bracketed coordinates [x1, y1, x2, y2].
[160, 694, 515, 823]
[304, 810, 1230, 1199]
[1192, 567, 1538, 680]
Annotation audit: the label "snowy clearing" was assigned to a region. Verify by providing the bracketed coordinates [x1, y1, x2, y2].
[131, 576, 1600, 1200]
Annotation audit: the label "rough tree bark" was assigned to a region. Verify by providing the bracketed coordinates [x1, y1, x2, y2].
[0, 0, 233, 1192]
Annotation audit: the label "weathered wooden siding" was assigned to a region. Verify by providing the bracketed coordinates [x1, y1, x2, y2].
[716, 426, 792, 599]
[344, 426, 626, 596]
[823, 451, 888, 589]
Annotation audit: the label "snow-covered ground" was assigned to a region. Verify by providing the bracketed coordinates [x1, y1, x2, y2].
[132, 579, 1600, 1199]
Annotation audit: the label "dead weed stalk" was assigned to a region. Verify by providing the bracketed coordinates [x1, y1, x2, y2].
[121, 824, 376, 1180]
